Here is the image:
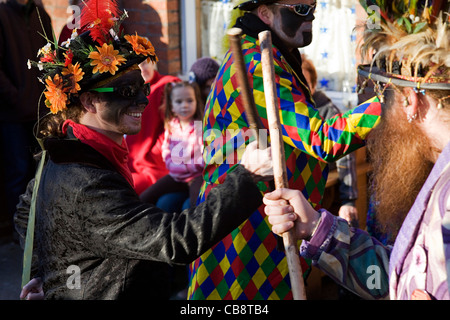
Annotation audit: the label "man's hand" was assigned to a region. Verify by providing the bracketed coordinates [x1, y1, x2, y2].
[20, 277, 44, 300]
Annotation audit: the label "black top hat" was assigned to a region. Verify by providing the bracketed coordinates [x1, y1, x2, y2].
[28, 0, 158, 114]
[234, 0, 278, 11]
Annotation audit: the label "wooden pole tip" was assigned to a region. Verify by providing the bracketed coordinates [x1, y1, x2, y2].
[227, 27, 243, 37]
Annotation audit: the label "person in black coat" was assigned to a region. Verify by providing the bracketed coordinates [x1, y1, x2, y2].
[0, 0, 53, 242]
[14, 2, 273, 300]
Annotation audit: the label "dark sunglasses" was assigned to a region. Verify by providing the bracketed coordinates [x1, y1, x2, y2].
[90, 83, 151, 98]
[273, 2, 316, 16]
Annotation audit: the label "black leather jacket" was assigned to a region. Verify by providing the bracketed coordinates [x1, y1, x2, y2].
[14, 134, 263, 299]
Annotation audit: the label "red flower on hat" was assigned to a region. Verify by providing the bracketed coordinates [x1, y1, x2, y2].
[63, 50, 74, 67]
[40, 50, 57, 63]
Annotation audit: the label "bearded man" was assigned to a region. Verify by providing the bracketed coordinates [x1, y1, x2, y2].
[365, 89, 436, 241]
[264, 0, 450, 300]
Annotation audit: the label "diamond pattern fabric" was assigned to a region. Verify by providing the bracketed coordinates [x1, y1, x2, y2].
[188, 34, 381, 300]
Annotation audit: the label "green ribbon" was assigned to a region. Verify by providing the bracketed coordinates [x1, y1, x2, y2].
[21, 150, 47, 289]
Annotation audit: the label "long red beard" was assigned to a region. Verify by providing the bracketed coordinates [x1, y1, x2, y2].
[366, 104, 434, 240]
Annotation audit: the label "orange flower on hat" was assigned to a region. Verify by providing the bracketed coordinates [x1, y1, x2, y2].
[61, 62, 85, 93]
[88, 43, 126, 75]
[124, 33, 158, 61]
[44, 74, 68, 114]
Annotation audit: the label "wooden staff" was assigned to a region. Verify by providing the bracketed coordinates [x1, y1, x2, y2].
[258, 30, 307, 300]
[227, 28, 265, 148]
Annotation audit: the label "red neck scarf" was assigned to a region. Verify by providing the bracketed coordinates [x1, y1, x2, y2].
[62, 120, 134, 187]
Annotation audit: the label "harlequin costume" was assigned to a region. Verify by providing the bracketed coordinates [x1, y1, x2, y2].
[300, 0, 450, 300]
[187, 10, 382, 300]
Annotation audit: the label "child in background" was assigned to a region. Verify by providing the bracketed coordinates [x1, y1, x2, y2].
[140, 81, 204, 212]
[189, 57, 220, 106]
[126, 59, 180, 195]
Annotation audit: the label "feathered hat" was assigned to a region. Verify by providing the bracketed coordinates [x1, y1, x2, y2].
[357, 0, 449, 103]
[28, 0, 158, 114]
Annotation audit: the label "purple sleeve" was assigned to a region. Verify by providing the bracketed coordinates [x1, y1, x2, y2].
[300, 209, 391, 299]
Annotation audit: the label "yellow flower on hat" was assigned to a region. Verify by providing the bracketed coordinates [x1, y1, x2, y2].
[44, 74, 68, 114]
[61, 62, 85, 93]
[124, 33, 158, 61]
[88, 43, 126, 75]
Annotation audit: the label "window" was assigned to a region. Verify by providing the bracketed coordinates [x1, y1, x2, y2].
[181, 0, 232, 74]
[181, 0, 360, 110]
[302, 0, 359, 109]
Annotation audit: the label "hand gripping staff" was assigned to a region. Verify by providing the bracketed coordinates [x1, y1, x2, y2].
[227, 27, 307, 300]
[258, 30, 307, 300]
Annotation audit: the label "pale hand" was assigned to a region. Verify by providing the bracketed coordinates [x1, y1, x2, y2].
[240, 140, 273, 181]
[263, 188, 321, 240]
[339, 204, 359, 227]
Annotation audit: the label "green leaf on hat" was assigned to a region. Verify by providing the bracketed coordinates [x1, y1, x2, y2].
[413, 22, 427, 34]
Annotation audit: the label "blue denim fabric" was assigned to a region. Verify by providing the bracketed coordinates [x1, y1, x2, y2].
[156, 191, 189, 213]
[181, 198, 190, 211]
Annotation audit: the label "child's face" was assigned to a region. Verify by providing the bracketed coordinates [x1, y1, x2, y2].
[171, 86, 197, 122]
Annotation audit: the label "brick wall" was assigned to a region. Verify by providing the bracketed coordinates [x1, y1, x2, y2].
[38, 0, 181, 75]
[122, 0, 181, 75]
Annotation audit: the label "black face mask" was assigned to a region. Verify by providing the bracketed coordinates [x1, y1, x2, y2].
[90, 81, 150, 99]
[278, 7, 314, 43]
[93, 71, 149, 125]
[234, 13, 315, 106]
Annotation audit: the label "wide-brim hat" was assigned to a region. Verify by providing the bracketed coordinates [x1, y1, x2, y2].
[234, 0, 278, 11]
[29, 0, 158, 114]
[357, 0, 449, 96]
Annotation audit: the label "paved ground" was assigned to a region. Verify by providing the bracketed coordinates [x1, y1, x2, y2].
[0, 238, 350, 301]
[0, 239, 22, 300]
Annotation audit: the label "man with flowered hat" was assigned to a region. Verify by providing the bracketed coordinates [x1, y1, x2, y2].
[14, 0, 274, 299]
[264, 0, 450, 300]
